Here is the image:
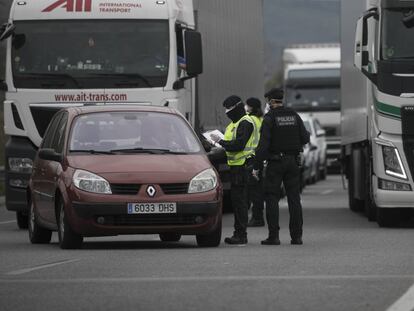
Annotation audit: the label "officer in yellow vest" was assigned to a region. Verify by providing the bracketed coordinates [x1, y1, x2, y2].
[211, 95, 257, 245]
[245, 97, 265, 227]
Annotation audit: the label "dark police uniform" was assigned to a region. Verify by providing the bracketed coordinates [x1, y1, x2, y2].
[254, 88, 310, 245]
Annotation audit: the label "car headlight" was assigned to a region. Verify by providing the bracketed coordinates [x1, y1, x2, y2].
[8, 157, 33, 173]
[188, 168, 218, 193]
[73, 169, 112, 194]
[382, 146, 407, 180]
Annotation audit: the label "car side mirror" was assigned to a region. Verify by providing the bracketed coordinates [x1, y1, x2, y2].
[310, 144, 318, 151]
[207, 147, 226, 163]
[0, 22, 15, 41]
[38, 148, 62, 163]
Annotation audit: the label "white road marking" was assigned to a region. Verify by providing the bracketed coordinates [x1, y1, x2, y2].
[386, 283, 414, 311]
[0, 274, 413, 283]
[0, 220, 16, 225]
[321, 190, 334, 195]
[5, 259, 80, 276]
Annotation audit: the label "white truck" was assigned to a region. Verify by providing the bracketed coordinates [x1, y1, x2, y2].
[341, 0, 414, 226]
[283, 44, 341, 177]
[0, 0, 264, 227]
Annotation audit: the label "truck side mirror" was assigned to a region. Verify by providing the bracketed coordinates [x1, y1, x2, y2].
[354, 10, 378, 84]
[184, 31, 203, 76]
[0, 22, 15, 41]
[38, 148, 62, 163]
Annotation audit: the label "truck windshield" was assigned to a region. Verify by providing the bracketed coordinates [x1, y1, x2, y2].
[11, 20, 169, 89]
[285, 87, 340, 112]
[382, 9, 414, 60]
[69, 112, 202, 154]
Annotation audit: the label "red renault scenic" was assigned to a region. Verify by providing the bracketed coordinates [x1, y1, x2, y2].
[28, 106, 222, 249]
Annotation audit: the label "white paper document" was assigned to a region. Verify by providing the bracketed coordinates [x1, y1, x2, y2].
[203, 130, 224, 147]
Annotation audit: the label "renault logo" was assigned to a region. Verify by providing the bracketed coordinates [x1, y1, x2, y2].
[146, 185, 156, 197]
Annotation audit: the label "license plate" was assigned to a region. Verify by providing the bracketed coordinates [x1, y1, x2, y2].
[127, 202, 177, 214]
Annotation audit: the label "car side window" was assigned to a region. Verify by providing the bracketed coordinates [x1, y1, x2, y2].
[52, 112, 68, 153]
[41, 112, 63, 149]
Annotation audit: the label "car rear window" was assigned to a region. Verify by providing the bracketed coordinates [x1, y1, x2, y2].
[69, 111, 202, 154]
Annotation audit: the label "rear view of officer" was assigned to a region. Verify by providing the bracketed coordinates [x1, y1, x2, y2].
[253, 88, 310, 245]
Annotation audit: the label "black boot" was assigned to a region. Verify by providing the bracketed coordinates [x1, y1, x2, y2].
[261, 237, 280, 245]
[291, 238, 303, 245]
[224, 235, 248, 245]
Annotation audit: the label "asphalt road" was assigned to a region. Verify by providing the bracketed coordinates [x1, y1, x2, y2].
[0, 175, 413, 311]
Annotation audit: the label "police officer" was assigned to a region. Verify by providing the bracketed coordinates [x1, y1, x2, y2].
[211, 95, 257, 245]
[253, 88, 310, 245]
[245, 97, 265, 227]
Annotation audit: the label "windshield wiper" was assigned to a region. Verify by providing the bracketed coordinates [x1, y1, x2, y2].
[18, 72, 82, 88]
[85, 73, 152, 87]
[110, 147, 187, 154]
[69, 149, 114, 155]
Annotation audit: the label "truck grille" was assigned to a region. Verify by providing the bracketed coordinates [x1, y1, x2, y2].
[30, 106, 61, 137]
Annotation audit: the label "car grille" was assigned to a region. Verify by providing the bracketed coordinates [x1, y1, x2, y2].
[97, 215, 198, 226]
[111, 184, 141, 195]
[160, 183, 189, 195]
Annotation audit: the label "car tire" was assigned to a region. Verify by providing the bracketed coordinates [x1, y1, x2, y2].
[196, 219, 222, 247]
[159, 233, 181, 242]
[16, 211, 28, 229]
[28, 201, 52, 244]
[377, 208, 400, 228]
[57, 200, 83, 249]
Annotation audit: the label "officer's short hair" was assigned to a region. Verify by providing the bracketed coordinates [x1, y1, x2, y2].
[265, 88, 284, 101]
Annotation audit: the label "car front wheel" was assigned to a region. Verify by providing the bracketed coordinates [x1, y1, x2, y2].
[57, 201, 83, 249]
[196, 219, 222, 247]
[28, 201, 52, 244]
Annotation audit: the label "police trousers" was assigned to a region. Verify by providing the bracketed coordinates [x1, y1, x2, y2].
[264, 155, 303, 239]
[247, 160, 264, 221]
[230, 165, 249, 238]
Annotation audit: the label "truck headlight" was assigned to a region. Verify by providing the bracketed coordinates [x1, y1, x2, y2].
[8, 158, 33, 173]
[73, 169, 112, 194]
[382, 146, 407, 180]
[378, 178, 411, 191]
[188, 168, 218, 193]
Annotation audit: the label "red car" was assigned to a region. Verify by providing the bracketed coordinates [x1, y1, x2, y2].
[28, 105, 222, 249]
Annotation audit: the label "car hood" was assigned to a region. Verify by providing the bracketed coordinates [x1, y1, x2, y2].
[67, 154, 212, 183]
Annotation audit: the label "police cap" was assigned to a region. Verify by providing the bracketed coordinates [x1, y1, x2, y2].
[265, 88, 284, 101]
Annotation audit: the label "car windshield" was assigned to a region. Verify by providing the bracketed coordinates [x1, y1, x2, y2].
[69, 111, 202, 154]
[11, 20, 169, 88]
[285, 87, 340, 112]
[382, 9, 414, 60]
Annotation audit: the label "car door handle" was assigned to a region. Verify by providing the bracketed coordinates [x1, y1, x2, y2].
[40, 168, 46, 175]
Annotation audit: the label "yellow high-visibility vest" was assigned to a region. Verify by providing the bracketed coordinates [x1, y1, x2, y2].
[223, 115, 257, 166]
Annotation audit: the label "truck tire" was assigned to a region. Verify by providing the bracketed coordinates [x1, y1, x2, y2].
[159, 233, 181, 242]
[196, 220, 222, 247]
[377, 208, 400, 228]
[57, 200, 83, 249]
[28, 201, 52, 244]
[16, 211, 28, 229]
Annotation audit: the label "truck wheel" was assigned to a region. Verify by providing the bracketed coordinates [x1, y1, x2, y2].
[159, 233, 181, 242]
[57, 201, 83, 249]
[28, 201, 52, 244]
[16, 211, 28, 229]
[196, 220, 222, 247]
[320, 166, 327, 180]
[377, 208, 400, 228]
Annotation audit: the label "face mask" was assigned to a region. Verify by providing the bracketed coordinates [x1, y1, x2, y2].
[265, 103, 270, 114]
[244, 105, 250, 113]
